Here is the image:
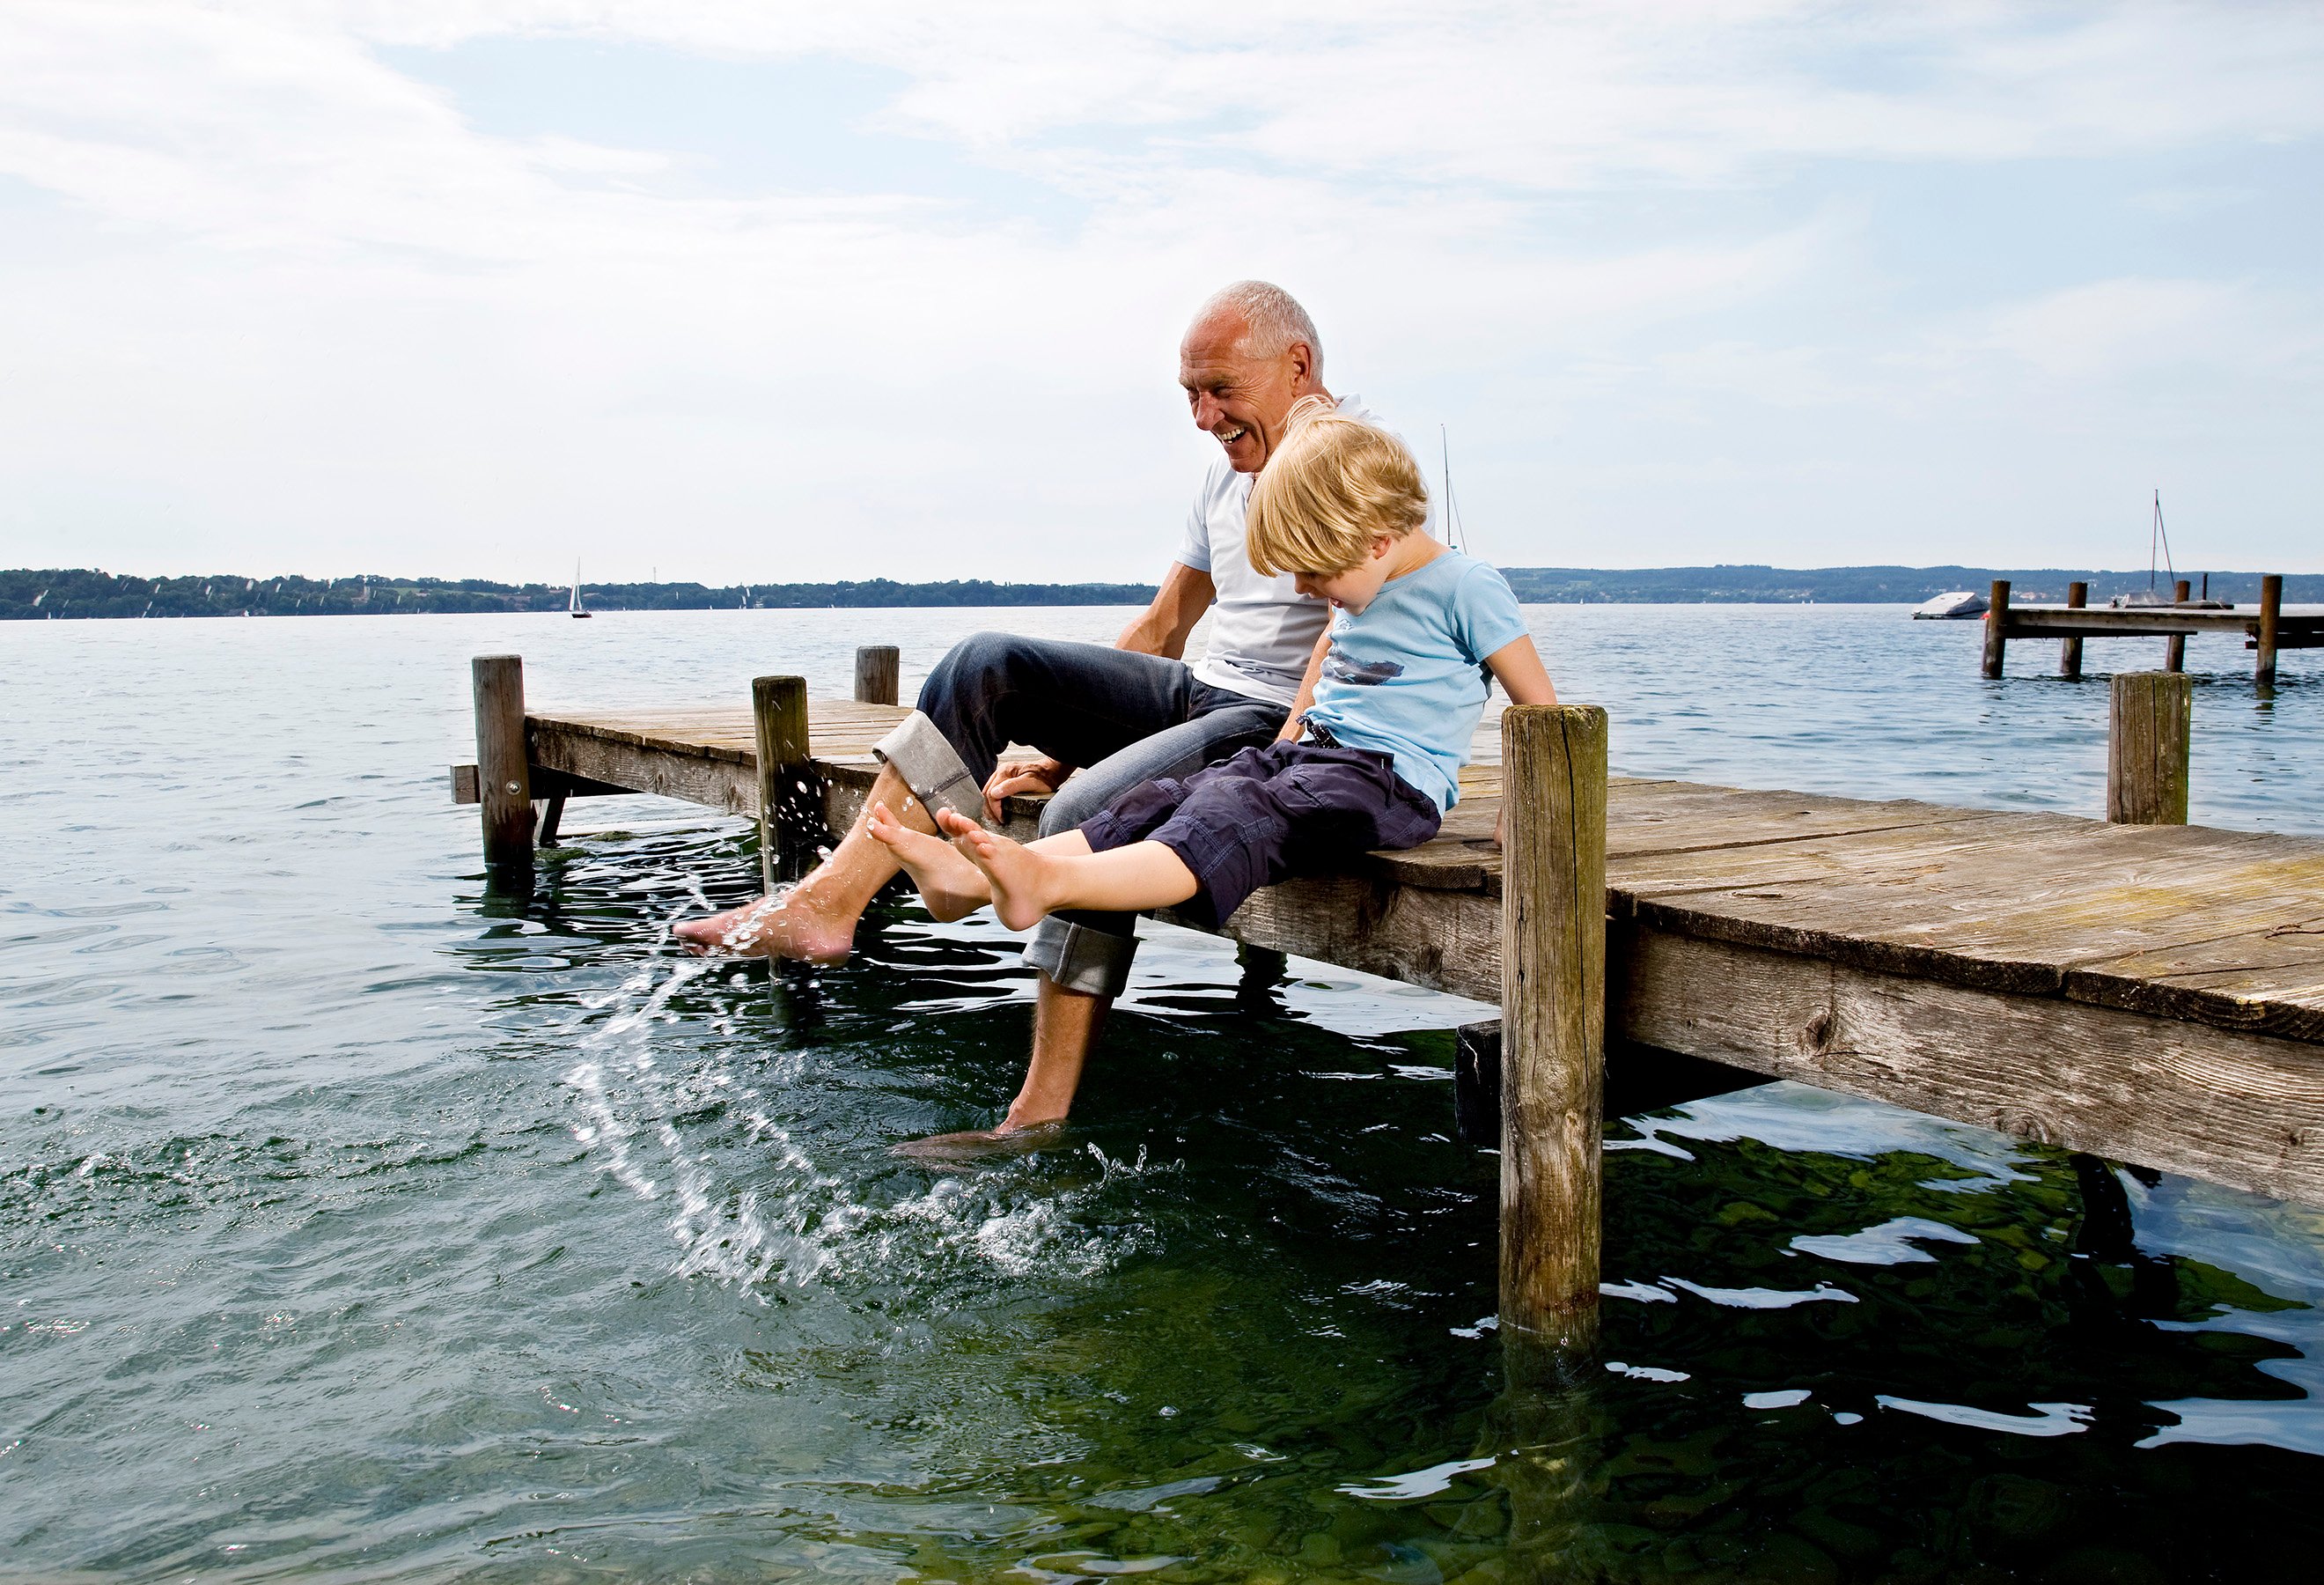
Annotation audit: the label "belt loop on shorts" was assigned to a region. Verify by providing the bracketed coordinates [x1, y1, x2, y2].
[871, 711, 986, 827]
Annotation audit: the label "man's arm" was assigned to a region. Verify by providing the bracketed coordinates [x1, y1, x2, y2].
[980, 560, 1218, 820]
[1116, 562, 1215, 659]
[1275, 627, 1335, 741]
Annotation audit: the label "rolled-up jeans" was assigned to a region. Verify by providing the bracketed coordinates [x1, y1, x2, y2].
[914, 632, 1287, 995]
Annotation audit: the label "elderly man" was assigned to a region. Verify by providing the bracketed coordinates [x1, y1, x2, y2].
[678, 281, 1382, 1139]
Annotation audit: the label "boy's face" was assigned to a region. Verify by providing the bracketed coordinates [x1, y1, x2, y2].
[1292, 534, 1399, 614]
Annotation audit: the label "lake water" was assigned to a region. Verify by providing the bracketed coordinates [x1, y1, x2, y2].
[4, 606, 2320, 1583]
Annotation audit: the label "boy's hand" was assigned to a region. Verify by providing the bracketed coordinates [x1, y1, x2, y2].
[983, 756, 1065, 822]
[1493, 804, 1504, 848]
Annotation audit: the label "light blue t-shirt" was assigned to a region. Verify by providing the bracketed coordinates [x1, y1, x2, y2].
[1301, 549, 1529, 811]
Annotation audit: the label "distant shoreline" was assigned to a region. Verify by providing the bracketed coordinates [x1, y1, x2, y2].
[4, 565, 2318, 620]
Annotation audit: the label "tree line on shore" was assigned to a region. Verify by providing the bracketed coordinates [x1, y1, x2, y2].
[4, 564, 2316, 619]
[0, 570, 1164, 619]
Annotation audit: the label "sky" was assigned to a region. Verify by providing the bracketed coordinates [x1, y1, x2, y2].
[1, 2, 2319, 584]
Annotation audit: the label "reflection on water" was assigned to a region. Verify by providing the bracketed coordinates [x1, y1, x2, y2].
[2, 608, 2320, 1581]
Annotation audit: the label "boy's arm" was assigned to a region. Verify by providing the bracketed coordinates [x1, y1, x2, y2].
[1482, 636, 1559, 844]
[1484, 634, 1557, 708]
[1276, 627, 1335, 741]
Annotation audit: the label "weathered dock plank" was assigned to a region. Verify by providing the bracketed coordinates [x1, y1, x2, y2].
[1617, 930, 2324, 1205]
[2004, 608, 2320, 640]
[2063, 928, 2324, 1044]
[526, 701, 1057, 833]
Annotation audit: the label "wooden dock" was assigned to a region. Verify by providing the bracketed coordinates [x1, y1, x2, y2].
[1980, 573, 2320, 683]
[454, 652, 2324, 1344]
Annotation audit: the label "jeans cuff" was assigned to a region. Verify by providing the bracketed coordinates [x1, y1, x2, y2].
[872, 711, 985, 827]
[1024, 915, 1137, 998]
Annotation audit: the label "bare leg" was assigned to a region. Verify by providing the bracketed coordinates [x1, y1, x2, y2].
[866, 800, 990, 921]
[937, 809, 1195, 933]
[1008, 976, 1108, 1128]
[673, 761, 927, 961]
[894, 974, 1110, 1160]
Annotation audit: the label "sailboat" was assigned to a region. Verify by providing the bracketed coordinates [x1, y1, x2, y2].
[2109, 493, 2175, 608]
[2105, 491, 2233, 610]
[570, 559, 592, 619]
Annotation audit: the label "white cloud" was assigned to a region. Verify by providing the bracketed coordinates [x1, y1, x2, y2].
[1975, 277, 2320, 380]
[1, 1, 2320, 579]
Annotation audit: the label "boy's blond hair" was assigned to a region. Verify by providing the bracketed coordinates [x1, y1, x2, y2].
[1246, 402, 1430, 577]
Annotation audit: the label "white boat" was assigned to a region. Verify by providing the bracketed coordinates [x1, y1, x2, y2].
[1913, 590, 1987, 620]
[570, 559, 592, 619]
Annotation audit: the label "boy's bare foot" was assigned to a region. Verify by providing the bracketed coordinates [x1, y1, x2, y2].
[892, 1119, 1069, 1166]
[672, 885, 855, 962]
[865, 801, 991, 922]
[937, 808, 1065, 933]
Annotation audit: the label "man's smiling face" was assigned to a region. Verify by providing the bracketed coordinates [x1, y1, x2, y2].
[1178, 307, 1322, 475]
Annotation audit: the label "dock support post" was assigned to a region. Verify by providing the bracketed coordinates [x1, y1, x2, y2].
[1499, 704, 1608, 1353]
[472, 654, 535, 875]
[2061, 581, 2086, 679]
[2107, 672, 2191, 826]
[2166, 579, 2191, 673]
[854, 645, 901, 706]
[753, 675, 818, 889]
[2256, 574, 2282, 688]
[1981, 580, 2011, 679]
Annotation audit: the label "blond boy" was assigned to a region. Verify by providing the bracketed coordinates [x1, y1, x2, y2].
[869, 407, 1557, 953]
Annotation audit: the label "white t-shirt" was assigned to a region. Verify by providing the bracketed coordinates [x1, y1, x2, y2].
[1174, 394, 1395, 707]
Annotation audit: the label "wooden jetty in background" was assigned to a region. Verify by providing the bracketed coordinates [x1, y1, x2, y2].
[1981, 573, 2321, 684]
[455, 649, 2324, 1348]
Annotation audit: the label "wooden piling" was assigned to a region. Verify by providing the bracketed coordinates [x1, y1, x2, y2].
[752, 675, 818, 888]
[2107, 672, 2191, 826]
[2061, 581, 2087, 679]
[2257, 574, 2283, 687]
[1981, 580, 2011, 679]
[1499, 704, 1608, 1350]
[1454, 1020, 1504, 1148]
[472, 654, 535, 871]
[854, 645, 901, 706]
[2166, 579, 2191, 673]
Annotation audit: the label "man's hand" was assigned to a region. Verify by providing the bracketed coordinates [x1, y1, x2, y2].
[983, 756, 1067, 822]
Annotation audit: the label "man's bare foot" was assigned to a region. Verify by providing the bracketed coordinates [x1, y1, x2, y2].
[892, 1119, 1069, 1166]
[865, 801, 991, 922]
[672, 885, 855, 962]
[937, 809, 1064, 932]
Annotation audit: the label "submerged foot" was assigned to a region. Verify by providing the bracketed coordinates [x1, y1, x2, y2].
[892, 1119, 1070, 1168]
[866, 800, 990, 922]
[936, 808, 1062, 933]
[673, 887, 854, 962]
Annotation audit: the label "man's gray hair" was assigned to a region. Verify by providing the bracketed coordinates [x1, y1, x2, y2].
[1198, 280, 1322, 371]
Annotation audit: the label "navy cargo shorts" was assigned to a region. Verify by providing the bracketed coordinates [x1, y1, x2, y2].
[1077, 740, 1443, 929]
